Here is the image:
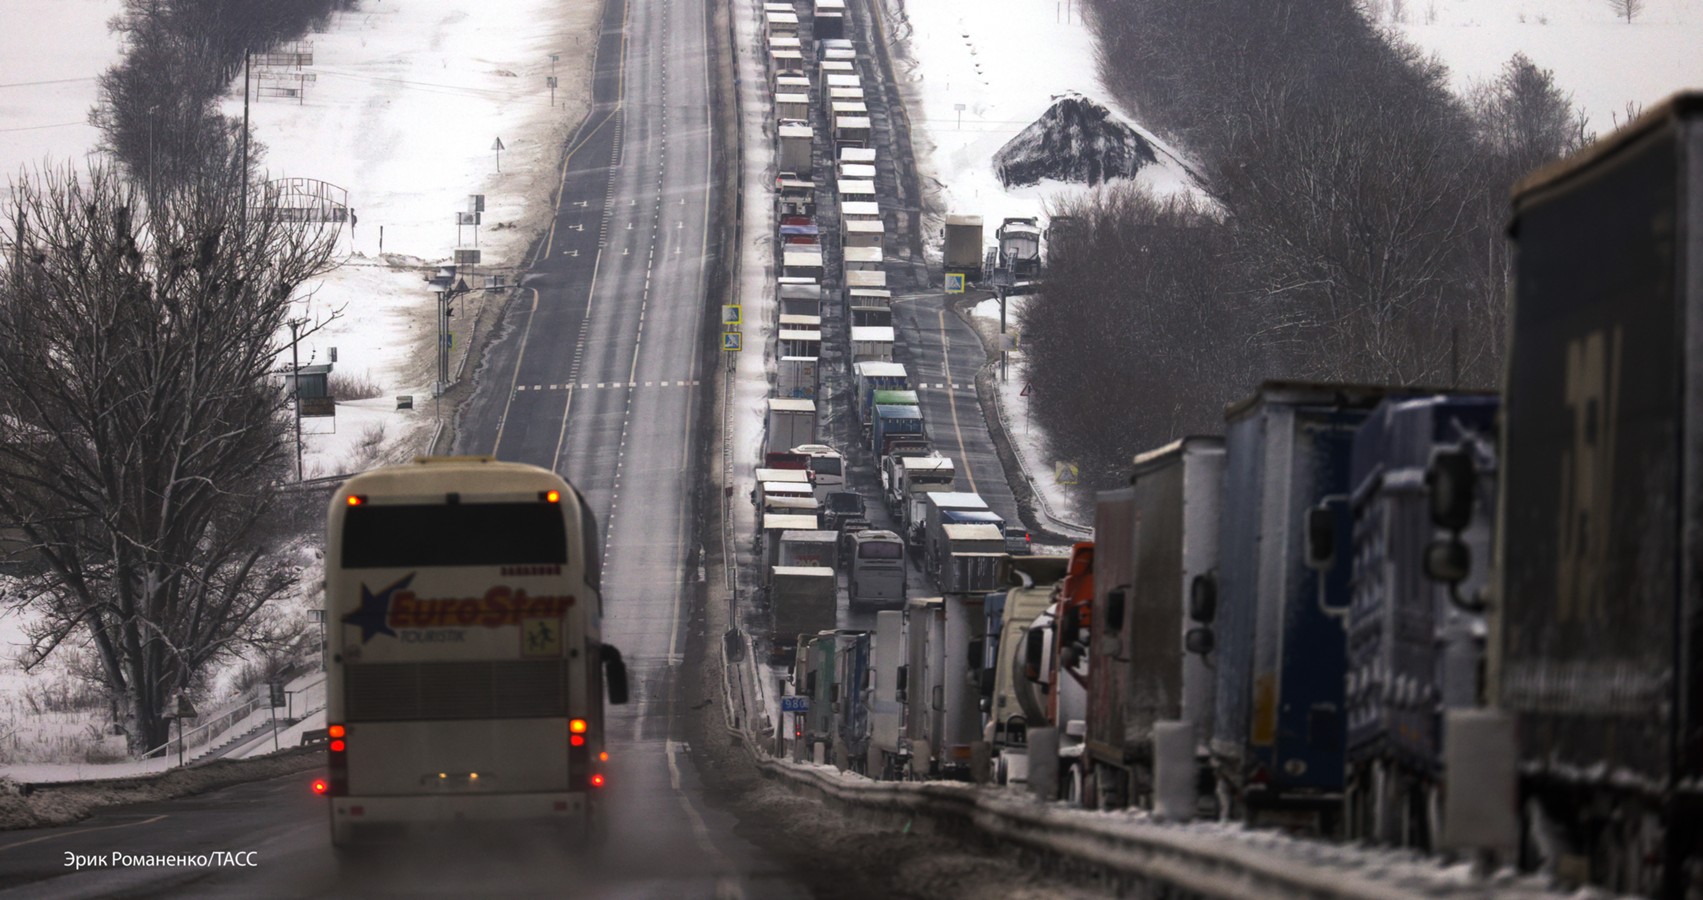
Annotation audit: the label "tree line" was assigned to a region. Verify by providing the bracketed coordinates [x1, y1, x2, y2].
[1018, 0, 1589, 491]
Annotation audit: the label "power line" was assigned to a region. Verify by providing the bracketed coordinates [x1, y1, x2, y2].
[0, 76, 98, 89]
[0, 121, 88, 134]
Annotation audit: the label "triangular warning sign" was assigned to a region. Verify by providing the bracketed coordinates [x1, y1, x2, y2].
[1020, 382, 1033, 397]
[492, 137, 506, 151]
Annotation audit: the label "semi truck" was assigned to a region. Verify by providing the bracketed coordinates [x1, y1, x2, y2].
[1085, 437, 1223, 815]
[1494, 92, 1703, 895]
[769, 567, 838, 664]
[944, 214, 984, 282]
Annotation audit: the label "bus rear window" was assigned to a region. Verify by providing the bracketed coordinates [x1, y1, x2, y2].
[342, 503, 568, 568]
[810, 457, 843, 476]
[859, 541, 902, 560]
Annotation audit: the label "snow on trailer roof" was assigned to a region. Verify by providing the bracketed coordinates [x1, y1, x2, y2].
[766, 11, 799, 25]
[902, 456, 954, 471]
[944, 523, 1005, 542]
[828, 86, 864, 102]
[766, 496, 819, 510]
[837, 162, 875, 179]
[826, 73, 861, 88]
[778, 123, 812, 138]
[844, 220, 884, 234]
[779, 315, 822, 328]
[845, 270, 887, 288]
[777, 75, 811, 89]
[946, 213, 983, 226]
[855, 360, 907, 377]
[834, 117, 873, 132]
[767, 397, 816, 412]
[771, 565, 835, 577]
[837, 179, 876, 195]
[820, 59, 856, 73]
[841, 202, 881, 220]
[775, 91, 810, 103]
[839, 147, 876, 163]
[761, 481, 816, 495]
[780, 530, 838, 542]
[763, 515, 820, 532]
[777, 329, 822, 342]
[755, 467, 811, 483]
[768, 35, 801, 49]
[844, 246, 883, 264]
[852, 325, 895, 342]
[927, 492, 989, 510]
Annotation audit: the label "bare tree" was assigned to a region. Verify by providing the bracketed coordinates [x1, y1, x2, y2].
[0, 152, 339, 752]
[1607, 0, 1646, 22]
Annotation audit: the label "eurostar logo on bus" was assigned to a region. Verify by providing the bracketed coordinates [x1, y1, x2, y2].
[342, 574, 576, 643]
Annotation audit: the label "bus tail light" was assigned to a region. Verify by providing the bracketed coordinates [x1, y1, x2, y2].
[569, 718, 592, 790]
[590, 773, 606, 788]
[311, 779, 329, 795]
[569, 719, 588, 734]
[326, 723, 348, 797]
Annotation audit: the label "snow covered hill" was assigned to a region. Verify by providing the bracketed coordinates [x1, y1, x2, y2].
[1383, 0, 1703, 136]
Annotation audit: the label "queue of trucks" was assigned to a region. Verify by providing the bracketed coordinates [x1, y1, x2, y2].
[775, 94, 1703, 898]
[754, 0, 1022, 663]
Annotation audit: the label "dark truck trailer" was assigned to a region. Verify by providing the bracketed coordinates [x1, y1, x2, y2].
[1343, 394, 1497, 849]
[1087, 437, 1223, 814]
[1499, 92, 1703, 895]
[1211, 381, 1397, 831]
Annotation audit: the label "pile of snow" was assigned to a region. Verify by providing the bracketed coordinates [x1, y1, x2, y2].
[994, 92, 1158, 189]
[1383, 0, 1703, 137]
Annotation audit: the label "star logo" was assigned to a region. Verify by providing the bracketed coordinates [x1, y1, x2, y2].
[343, 573, 414, 643]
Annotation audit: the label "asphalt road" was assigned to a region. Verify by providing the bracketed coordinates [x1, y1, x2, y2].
[0, 0, 806, 894]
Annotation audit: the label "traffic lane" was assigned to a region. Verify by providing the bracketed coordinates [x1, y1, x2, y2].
[891, 295, 1021, 526]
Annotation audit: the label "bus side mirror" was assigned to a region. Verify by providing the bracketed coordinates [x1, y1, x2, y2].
[1105, 586, 1128, 632]
[1189, 573, 1217, 623]
[1185, 627, 1215, 656]
[602, 644, 630, 705]
[896, 664, 908, 703]
[1427, 449, 1475, 532]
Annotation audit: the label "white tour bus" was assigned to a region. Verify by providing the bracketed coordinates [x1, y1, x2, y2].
[320, 457, 628, 845]
[849, 529, 906, 608]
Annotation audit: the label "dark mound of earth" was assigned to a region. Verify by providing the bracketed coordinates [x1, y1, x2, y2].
[994, 92, 1158, 188]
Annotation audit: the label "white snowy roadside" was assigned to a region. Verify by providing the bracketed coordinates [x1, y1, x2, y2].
[225, 0, 603, 477]
[0, 0, 603, 782]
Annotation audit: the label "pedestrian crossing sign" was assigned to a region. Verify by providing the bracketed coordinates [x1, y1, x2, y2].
[945, 273, 965, 294]
[722, 332, 742, 351]
[723, 304, 741, 325]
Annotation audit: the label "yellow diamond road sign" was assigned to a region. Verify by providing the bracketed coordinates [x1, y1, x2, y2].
[944, 273, 966, 294]
[722, 332, 742, 351]
[1055, 461, 1079, 485]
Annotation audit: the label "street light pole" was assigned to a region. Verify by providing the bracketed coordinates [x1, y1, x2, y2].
[288, 317, 306, 480]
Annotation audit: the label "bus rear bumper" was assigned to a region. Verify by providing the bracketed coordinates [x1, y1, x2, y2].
[331, 792, 591, 842]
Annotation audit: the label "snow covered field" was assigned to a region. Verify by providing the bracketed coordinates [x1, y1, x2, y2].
[0, 0, 124, 183]
[1386, 0, 1703, 136]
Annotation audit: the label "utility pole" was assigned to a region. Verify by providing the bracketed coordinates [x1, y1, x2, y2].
[998, 285, 1008, 382]
[240, 51, 251, 234]
[288, 318, 306, 480]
